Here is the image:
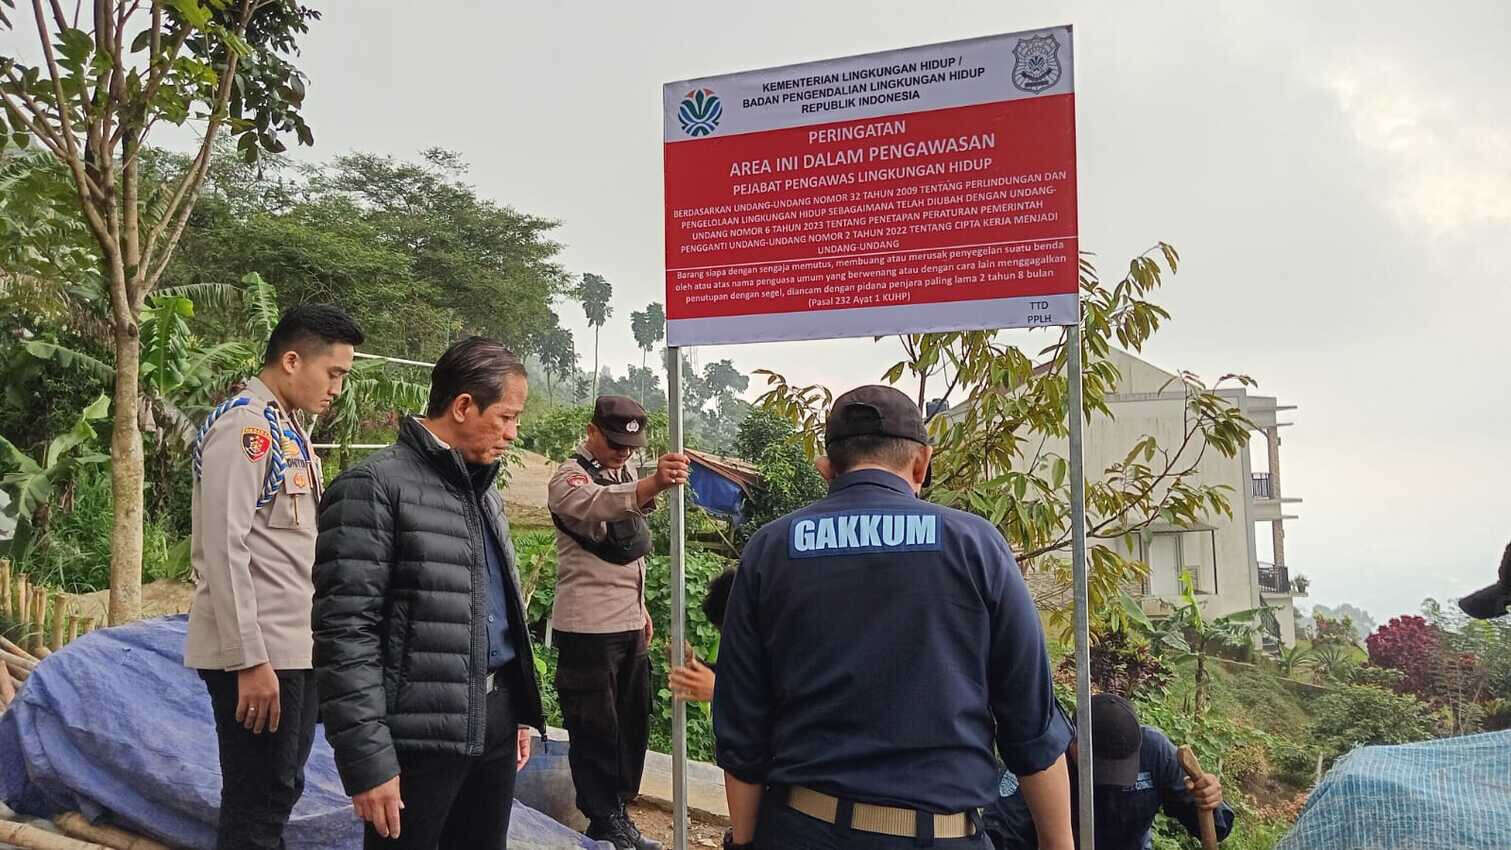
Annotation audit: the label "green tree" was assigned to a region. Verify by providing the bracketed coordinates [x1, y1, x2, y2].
[576, 273, 612, 398]
[754, 244, 1255, 638]
[629, 302, 665, 404]
[731, 410, 827, 546]
[535, 322, 576, 407]
[1, 0, 318, 623]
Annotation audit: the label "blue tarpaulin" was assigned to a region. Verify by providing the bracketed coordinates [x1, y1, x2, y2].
[687, 450, 758, 524]
[0, 615, 603, 849]
[1277, 730, 1511, 850]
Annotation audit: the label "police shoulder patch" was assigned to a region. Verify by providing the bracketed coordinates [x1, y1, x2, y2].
[241, 427, 272, 462]
[566, 473, 591, 488]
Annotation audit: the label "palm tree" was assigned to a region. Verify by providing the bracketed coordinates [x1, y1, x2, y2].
[576, 274, 613, 399]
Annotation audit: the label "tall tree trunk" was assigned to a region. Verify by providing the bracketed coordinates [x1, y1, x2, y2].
[546, 370, 554, 408]
[108, 313, 144, 625]
[590, 325, 601, 399]
[640, 349, 647, 404]
[916, 370, 928, 412]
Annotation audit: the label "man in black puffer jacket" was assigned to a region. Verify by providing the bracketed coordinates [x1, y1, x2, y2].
[314, 337, 545, 850]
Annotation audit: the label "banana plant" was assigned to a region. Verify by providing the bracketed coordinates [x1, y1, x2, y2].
[1146, 572, 1280, 717]
[0, 395, 111, 561]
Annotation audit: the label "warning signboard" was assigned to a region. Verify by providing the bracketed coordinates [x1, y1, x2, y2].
[663, 27, 1078, 347]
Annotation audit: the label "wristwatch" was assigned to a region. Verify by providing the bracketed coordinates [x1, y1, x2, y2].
[722, 829, 756, 850]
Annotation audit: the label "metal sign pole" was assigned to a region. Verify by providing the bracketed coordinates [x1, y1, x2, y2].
[1066, 321, 1095, 849]
[665, 346, 689, 850]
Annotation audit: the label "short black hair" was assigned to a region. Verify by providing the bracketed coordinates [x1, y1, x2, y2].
[263, 304, 365, 366]
[703, 568, 737, 630]
[425, 336, 527, 418]
[825, 434, 921, 475]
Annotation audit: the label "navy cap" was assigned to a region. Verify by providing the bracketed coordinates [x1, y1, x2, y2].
[825, 385, 930, 448]
[1090, 694, 1143, 787]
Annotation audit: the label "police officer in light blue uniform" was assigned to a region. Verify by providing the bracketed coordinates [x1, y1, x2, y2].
[713, 385, 1076, 850]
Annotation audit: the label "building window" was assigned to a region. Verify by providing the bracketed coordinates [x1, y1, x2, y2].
[1136, 530, 1218, 596]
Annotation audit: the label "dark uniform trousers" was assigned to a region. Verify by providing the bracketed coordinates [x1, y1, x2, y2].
[201, 669, 320, 850]
[756, 800, 992, 850]
[554, 629, 652, 818]
[364, 668, 523, 850]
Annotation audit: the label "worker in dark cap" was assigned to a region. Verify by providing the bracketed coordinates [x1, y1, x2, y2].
[1459, 542, 1511, 620]
[547, 395, 688, 850]
[986, 694, 1233, 850]
[713, 385, 1074, 850]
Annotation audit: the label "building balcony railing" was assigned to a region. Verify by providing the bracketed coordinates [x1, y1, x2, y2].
[1257, 562, 1302, 595]
[1252, 472, 1274, 500]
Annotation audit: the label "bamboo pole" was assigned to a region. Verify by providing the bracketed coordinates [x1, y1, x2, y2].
[1, 559, 12, 620]
[31, 591, 49, 655]
[17, 574, 30, 629]
[68, 615, 80, 642]
[0, 635, 38, 664]
[53, 814, 171, 850]
[81, 618, 95, 635]
[51, 595, 68, 651]
[0, 818, 115, 850]
[0, 656, 15, 706]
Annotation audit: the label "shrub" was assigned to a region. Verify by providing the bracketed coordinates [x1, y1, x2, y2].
[1366, 615, 1441, 697]
[1310, 684, 1436, 763]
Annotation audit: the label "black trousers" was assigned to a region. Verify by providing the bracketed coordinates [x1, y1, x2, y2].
[756, 801, 993, 850]
[365, 670, 523, 850]
[201, 668, 320, 850]
[554, 629, 652, 820]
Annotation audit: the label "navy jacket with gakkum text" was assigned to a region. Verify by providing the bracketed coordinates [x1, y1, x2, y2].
[712, 468, 1072, 813]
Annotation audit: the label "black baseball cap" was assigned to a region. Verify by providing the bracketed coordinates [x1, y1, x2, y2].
[1090, 694, 1143, 787]
[1459, 543, 1511, 620]
[825, 385, 930, 448]
[592, 395, 648, 448]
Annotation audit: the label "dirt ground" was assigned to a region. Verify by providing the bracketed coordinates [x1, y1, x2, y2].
[628, 800, 728, 847]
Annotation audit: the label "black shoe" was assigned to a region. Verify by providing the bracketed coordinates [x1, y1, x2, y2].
[586, 813, 663, 850]
[619, 812, 664, 850]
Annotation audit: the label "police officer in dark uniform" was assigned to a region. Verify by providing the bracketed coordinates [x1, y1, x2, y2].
[713, 385, 1076, 850]
[986, 694, 1234, 850]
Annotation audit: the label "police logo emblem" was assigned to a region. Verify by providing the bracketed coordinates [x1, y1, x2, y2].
[1011, 34, 1062, 93]
[241, 427, 271, 462]
[293, 470, 309, 489]
[625, 420, 640, 434]
[566, 473, 590, 488]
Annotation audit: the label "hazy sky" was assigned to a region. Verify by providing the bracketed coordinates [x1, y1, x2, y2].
[7, 2, 1507, 622]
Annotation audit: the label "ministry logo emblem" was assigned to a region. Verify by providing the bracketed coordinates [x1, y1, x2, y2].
[1011, 34, 1062, 93]
[678, 88, 722, 137]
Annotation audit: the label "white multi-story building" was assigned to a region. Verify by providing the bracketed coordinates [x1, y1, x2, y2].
[947, 348, 1305, 645]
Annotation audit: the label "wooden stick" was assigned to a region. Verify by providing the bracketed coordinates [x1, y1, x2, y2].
[68, 615, 80, 643]
[50, 595, 67, 651]
[0, 817, 115, 849]
[53, 813, 171, 850]
[0, 655, 15, 706]
[1176, 745, 1219, 850]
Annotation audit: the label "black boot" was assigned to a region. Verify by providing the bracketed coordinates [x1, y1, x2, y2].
[586, 811, 663, 850]
[618, 808, 664, 850]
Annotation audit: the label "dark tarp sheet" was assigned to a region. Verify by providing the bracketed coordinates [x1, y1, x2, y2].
[0, 615, 603, 849]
